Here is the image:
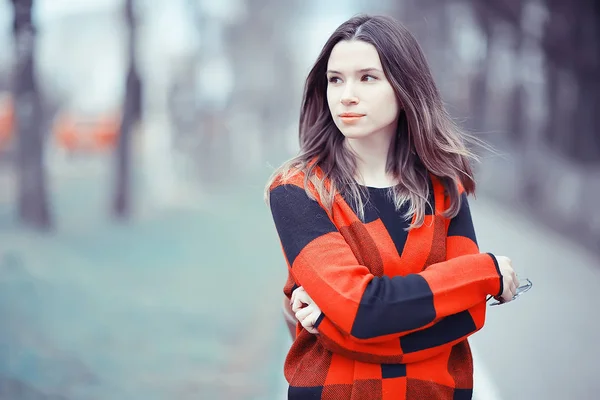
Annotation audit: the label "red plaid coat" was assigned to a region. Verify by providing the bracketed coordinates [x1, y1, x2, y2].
[268, 167, 502, 400]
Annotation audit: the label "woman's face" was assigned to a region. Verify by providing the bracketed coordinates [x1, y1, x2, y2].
[326, 40, 400, 141]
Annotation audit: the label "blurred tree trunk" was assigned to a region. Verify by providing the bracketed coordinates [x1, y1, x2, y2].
[113, 0, 141, 220]
[11, 0, 51, 231]
[469, 1, 493, 133]
[514, 0, 600, 165]
[570, 5, 600, 164]
[225, 0, 297, 166]
[506, 1, 524, 145]
[474, 0, 599, 163]
[430, 1, 452, 91]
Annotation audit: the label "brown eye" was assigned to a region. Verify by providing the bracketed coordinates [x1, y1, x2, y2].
[328, 76, 342, 84]
[361, 74, 377, 82]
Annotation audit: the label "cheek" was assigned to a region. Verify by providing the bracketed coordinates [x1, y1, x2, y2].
[326, 87, 338, 111]
[372, 90, 400, 122]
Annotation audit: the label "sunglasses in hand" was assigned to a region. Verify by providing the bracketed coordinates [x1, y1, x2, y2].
[487, 278, 532, 306]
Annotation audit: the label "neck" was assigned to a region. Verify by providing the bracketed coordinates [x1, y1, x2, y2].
[345, 130, 396, 187]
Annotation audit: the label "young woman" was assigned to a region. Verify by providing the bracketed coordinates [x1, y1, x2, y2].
[266, 14, 519, 400]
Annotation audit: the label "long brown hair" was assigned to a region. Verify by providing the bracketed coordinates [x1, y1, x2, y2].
[266, 14, 479, 229]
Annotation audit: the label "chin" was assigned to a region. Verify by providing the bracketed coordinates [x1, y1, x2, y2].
[338, 129, 372, 140]
[335, 124, 363, 137]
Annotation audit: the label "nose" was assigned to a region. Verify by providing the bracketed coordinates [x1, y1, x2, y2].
[340, 83, 359, 106]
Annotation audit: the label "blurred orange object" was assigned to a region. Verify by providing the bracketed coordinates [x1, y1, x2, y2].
[53, 111, 121, 152]
[0, 92, 14, 150]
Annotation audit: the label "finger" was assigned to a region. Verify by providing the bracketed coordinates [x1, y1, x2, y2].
[291, 291, 307, 313]
[296, 308, 316, 325]
[291, 286, 304, 302]
[299, 287, 314, 303]
[300, 316, 315, 332]
[294, 288, 315, 308]
[305, 322, 319, 334]
[508, 284, 517, 301]
[297, 309, 311, 326]
[295, 305, 314, 321]
[295, 304, 320, 327]
[292, 290, 313, 313]
[502, 286, 514, 303]
[507, 281, 515, 298]
[505, 290, 514, 303]
[300, 310, 320, 334]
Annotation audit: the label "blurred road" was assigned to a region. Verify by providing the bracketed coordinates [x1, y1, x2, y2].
[469, 196, 600, 400]
[1, 161, 599, 400]
[0, 162, 288, 400]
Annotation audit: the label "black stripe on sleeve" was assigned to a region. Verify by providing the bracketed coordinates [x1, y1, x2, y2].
[269, 184, 338, 267]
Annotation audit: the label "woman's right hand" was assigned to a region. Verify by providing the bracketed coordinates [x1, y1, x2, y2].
[494, 255, 520, 303]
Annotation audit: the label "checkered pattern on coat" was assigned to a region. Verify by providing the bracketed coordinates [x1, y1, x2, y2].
[268, 168, 503, 400]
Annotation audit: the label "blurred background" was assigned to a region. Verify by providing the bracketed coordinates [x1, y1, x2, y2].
[0, 0, 598, 399]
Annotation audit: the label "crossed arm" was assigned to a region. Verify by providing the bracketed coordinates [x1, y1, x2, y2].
[270, 181, 504, 363]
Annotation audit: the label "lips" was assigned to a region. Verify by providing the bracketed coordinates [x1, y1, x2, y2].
[339, 113, 365, 117]
[338, 113, 365, 124]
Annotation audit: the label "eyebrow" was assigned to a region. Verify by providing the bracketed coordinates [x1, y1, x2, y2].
[326, 67, 383, 74]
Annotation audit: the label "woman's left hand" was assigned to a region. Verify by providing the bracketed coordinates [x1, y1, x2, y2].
[290, 286, 321, 334]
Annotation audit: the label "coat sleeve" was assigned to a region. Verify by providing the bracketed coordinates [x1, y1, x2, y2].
[269, 179, 502, 363]
[302, 191, 496, 363]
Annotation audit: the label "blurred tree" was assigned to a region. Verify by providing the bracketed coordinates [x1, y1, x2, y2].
[473, 1, 527, 140]
[11, 0, 52, 231]
[466, 0, 600, 254]
[478, 0, 600, 164]
[542, 0, 600, 164]
[503, 0, 525, 145]
[227, 0, 297, 154]
[466, 1, 493, 134]
[113, 0, 142, 219]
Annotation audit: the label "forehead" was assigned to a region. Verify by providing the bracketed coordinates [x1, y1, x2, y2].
[327, 40, 383, 71]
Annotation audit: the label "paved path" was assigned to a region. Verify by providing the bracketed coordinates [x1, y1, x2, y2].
[468, 197, 600, 400]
